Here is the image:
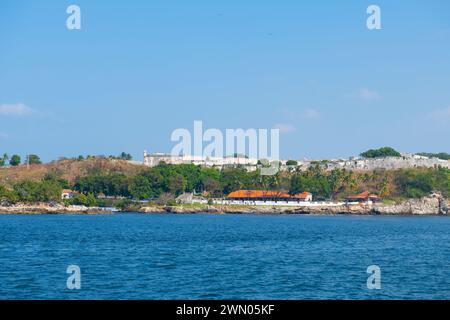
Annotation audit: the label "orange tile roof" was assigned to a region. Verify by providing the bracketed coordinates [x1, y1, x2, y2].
[291, 192, 312, 199]
[62, 189, 79, 194]
[346, 191, 380, 200]
[227, 190, 311, 199]
[353, 191, 370, 199]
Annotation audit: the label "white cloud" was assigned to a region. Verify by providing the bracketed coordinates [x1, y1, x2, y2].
[0, 103, 33, 116]
[273, 123, 297, 133]
[358, 88, 381, 101]
[429, 106, 450, 121]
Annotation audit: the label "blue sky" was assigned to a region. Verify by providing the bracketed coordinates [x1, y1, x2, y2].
[1, 0, 449, 162]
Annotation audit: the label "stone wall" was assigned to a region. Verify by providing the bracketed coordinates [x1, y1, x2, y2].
[294, 154, 450, 172]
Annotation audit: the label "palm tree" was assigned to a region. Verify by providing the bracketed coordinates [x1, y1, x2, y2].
[0, 153, 8, 166]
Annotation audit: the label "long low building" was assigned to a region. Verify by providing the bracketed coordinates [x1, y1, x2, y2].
[142, 150, 450, 171]
[226, 190, 313, 202]
[143, 150, 258, 168]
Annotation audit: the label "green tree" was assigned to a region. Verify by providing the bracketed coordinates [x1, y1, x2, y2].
[13, 179, 61, 202]
[171, 163, 201, 192]
[328, 169, 346, 199]
[220, 167, 251, 195]
[360, 147, 401, 158]
[43, 171, 70, 189]
[116, 198, 131, 210]
[129, 175, 153, 200]
[0, 184, 18, 203]
[74, 174, 129, 197]
[40, 180, 62, 201]
[71, 193, 97, 206]
[394, 169, 434, 198]
[9, 154, 21, 166]
[289, 170, 332, 199]
[27, 154, 42, 165]
[286, 160, 298, 166]
[0, 153, 8, 166]
[167, 174, 187, 196]
[119, 152, 132, 160]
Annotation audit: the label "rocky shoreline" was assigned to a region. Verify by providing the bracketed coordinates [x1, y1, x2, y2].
[0, 203, 111, 214]
[1, 194, 448, 215]
[139, 194, 449, 215]
[138, 193, 448, 215]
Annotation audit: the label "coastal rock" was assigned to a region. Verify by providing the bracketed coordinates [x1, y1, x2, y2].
[139, 194, 449, 215]
[372, 194, 442, 215]
[0, 203, 109, 214]
[139, 206, 166, 213]
[289, 204, 372, 215]
[439, 198, 449, 215]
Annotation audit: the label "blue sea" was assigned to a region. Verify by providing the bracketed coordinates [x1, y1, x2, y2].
[0, 213, 449, 299]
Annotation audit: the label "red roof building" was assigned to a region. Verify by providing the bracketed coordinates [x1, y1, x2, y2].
[345, 191, 381, 203]
[61, 189, 79, 199]
[227, 190, 312, 202]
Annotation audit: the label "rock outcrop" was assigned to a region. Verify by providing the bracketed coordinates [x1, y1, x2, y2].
[439, 197, 449, 215]
[137, 203, 366, 215]
[373, 193, 447, 215]
[0, 203, 110, 214]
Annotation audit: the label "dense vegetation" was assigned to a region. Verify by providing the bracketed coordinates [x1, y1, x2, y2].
[0, 172, 67, 203]
[1, 160, 449, 206]
[0, 154, 21, 166]
[360, 147, 401, 158]
[286, 160, 298, 166]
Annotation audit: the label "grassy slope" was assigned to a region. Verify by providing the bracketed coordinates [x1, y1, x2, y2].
[0, 158, 146, 186]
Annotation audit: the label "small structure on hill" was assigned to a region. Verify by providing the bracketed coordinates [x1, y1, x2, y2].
[61, 189, 78, 200]
[345, 191, 381, 204]
[176, 193, 208, 204]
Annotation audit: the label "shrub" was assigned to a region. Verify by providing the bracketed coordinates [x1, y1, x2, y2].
[360, 147, 401, 158]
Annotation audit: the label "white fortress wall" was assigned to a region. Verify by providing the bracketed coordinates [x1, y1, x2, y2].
[144, 150, 450, 171]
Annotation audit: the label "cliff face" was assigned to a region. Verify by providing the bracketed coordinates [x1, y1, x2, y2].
[372, 197, 438, 215]
[0, 203, 109, 214]
[296, 155, 450, 172]
[441, 198, 450, 215]
[372, 193, 448, 215]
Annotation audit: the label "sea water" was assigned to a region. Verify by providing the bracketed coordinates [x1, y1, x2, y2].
[0, 213, 449, 299]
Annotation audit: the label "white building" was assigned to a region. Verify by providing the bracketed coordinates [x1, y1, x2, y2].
[143, 150, 259, 168]
[61, 189, 78, 199]
[142, 150, 450, 171]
